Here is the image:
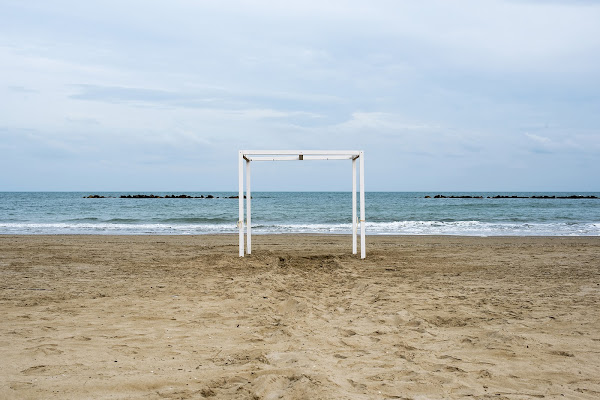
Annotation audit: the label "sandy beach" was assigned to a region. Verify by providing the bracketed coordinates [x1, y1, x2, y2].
[0, 234, 599, 399]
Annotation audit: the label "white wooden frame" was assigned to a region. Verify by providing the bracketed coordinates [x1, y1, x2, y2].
[238, 150, 365, 258]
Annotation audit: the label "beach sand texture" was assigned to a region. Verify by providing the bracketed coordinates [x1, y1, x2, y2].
[0, 235, 599, 399]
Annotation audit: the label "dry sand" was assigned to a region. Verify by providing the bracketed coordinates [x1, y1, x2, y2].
[0, 234, 599, 399]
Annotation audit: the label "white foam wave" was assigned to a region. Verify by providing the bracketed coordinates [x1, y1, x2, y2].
[1, 221, 599, 236]
[0, 223, 238, 235]
[364, 221, 600, 236]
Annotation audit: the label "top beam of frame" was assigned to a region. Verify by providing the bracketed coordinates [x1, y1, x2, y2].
[247, 155, 356, 161]
[241, 150, 361, 157]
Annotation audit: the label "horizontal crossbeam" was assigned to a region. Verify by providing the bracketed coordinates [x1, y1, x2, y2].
[247, 155, 355, 161]
[242, 150, 360, 157]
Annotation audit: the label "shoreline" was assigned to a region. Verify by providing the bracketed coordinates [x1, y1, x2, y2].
[1, 235, 599, 398]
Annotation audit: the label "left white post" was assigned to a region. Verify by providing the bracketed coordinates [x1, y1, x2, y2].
[246, 159, 251, 255]
[238, 151, 244, 257]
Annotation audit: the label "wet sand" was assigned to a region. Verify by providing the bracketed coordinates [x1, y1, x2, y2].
[0, 234, 599, 399]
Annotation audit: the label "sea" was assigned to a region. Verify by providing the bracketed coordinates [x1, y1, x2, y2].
[0, 192, 599, 236]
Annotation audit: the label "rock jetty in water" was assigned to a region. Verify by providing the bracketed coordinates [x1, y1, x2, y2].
[426, 194, 598, 199]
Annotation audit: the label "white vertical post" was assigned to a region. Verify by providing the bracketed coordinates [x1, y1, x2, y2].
[246, 159, 251, 254]
[359, 151, 365, 259]
[352, 158, 357, 254]
[238, 151, 244, 257]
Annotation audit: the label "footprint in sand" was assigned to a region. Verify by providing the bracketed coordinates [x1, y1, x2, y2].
[339, 329, 357, 337]
[25, 343, 63, 356]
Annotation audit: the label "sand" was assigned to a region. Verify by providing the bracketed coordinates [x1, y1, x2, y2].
[0, 234, 599, 399]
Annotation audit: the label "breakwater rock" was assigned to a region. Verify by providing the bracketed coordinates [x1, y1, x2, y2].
[427, 194, 598, 199]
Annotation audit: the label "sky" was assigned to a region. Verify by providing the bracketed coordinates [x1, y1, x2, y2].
[1, 0, 599, 192]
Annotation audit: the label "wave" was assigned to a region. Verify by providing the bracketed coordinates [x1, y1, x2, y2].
[158, 217, 232, 224]
[62, 217, 231, 224]
[64, 217, 100, 222]
[0, 221, 599, 236]
[365, 221, 600, 236]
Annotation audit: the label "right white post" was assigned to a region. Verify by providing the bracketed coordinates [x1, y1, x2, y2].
[352, 158, 357, 254]
[246, 159, 251, 255]
[359, 151, 365, 259]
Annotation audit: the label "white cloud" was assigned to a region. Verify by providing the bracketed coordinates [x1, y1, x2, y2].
[525, 133, 552, 145]
[335, 112, 440, 132]
[524, 131, 600, 155]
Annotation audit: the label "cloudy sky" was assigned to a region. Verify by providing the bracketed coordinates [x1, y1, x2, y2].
[1, 0, 599, 191]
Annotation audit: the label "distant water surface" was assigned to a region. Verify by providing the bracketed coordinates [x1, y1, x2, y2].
[0, 192, 598, 236]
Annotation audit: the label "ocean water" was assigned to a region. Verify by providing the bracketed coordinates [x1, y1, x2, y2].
[0, 192, 598, 236]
